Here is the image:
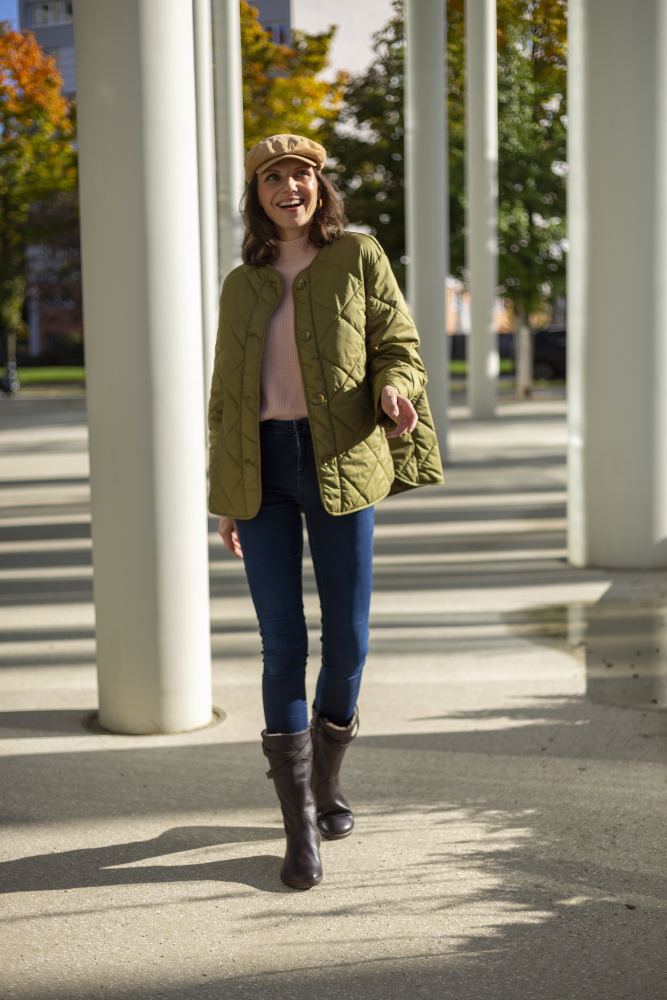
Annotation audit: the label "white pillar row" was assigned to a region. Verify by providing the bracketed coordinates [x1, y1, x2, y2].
[193, 0, 220, 405]
[211, 0, 245, 287]
[568, 0, 667, 568]
[464, 0, 499, 418]
[404, 0, 449, 455]
[73, 0, 213, 732]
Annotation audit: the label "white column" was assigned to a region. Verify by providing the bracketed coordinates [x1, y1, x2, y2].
[193, 0, 220, 403]
[211, 0, 245, 286]
[73, 0, 213, 733]
[465, 0, 499, 418]
[405, 0, 449, 455]
[568, 0, 667, 568]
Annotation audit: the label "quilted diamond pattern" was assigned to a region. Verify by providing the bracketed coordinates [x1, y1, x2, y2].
[208, 232, 444, 518]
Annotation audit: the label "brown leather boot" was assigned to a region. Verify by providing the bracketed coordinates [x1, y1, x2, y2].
[261, 727, 323, 889]
[310, 705, 359, 840]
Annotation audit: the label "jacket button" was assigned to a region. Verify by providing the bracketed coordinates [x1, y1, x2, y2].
[312, 393, 326, 405]
[295, 277, 307, 289]
[301, 330, 312, 341]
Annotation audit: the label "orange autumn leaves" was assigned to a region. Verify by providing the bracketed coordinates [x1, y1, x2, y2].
[0, 25, 76, 338]
[0, 24, 76, 191]
[0, 26, 72, 136]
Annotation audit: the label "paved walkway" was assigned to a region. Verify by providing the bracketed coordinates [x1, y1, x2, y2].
[0, 393, 665, 1000]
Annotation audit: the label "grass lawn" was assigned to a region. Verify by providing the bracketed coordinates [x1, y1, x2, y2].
[0, 366, 85, 384]
[4, 363, 514, 384]
[2, 361, 545, 393]
[450, 359, 515, 377]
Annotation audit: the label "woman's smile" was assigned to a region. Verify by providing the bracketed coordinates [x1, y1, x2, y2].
[276, 197, 304, 213]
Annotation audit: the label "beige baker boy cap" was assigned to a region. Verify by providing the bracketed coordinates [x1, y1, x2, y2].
[244, 133, 327, 184]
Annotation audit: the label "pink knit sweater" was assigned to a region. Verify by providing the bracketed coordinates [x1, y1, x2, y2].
[259, 233, 319, 421]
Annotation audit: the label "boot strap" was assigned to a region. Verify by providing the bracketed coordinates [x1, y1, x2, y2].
[314, 706, 360, 746]
[264, 742, 313, 781]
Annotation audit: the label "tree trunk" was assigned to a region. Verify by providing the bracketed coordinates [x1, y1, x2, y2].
[514, 305, 533, 399]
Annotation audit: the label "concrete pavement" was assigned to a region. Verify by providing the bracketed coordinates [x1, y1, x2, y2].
[0, 392, 665, 1000]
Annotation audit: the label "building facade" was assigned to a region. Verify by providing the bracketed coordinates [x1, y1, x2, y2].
[250, 0, 292, 44]
[19, 1, 76, 96]
[18, 1, 293, 97]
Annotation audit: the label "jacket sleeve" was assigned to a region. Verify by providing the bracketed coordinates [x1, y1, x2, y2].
[363, 241, 427, 417]
[207, 289, 225, 468]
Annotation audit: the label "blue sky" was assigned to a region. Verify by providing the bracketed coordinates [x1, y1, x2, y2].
[0, 0, 17, 29]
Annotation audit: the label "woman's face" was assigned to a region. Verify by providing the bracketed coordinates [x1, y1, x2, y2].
[256, 157, 319, 240]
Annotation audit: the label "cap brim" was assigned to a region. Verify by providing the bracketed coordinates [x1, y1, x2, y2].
[256, 153, 320, 176]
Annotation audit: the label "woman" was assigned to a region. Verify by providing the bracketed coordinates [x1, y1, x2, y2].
[207, 133, 443, 890]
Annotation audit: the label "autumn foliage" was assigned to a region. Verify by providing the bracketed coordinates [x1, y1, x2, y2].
[240, 1, 347, 150]
[0, 24, 76, 341]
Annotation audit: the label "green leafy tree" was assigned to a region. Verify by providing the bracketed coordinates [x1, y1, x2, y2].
[330, 0, 568, 364]
[326, 3, 408, 283]
[495, 0, 567, 394]
[241, 1, 347, 150]
[0, 23, 76, 375]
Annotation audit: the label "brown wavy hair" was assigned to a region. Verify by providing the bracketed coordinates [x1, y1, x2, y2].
[241, 169, 347, 266]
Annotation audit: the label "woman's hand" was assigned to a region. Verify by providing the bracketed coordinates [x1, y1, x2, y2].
[381, 385, 418, 439]
[218, 516, 243, 559]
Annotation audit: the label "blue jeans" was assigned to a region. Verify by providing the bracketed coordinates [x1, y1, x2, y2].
[234, 418, 375, 734]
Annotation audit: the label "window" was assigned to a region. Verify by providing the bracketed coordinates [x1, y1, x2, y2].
[30, 2, 73, 28]
[262, 19, 290, 45]
[44, 45, 76, 93]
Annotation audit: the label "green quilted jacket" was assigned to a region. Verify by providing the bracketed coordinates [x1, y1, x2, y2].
[207, 231, 444, 518]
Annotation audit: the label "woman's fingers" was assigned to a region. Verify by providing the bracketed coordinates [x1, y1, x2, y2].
[229, 527, 243, 559]
[381, 386, 418, 438]
[380, 385, 400, 420]
[385, 396, 419, 438]
[218, 517, 243, 559]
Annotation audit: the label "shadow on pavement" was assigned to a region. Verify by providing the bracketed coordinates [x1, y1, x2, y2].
[0, 708, 100, 737]
[2, 396, 665, 998]
[1, 663, 664, 995]
[0, 825, 285, 896]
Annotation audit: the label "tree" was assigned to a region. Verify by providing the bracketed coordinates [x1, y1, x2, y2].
[329, 0, 568, 395]
[326, 2, 408, 283]
[495, 0, 567, 396]
[0, 23, 76, 383]
[240, 1, 347, 150]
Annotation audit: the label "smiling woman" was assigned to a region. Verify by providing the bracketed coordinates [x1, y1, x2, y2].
[207, 132, 443, 892]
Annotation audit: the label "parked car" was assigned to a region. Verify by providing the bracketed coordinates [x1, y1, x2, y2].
[449, 327, 566, 381]
[449, 332, 515, 363]
[533, 325, 566, 380]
